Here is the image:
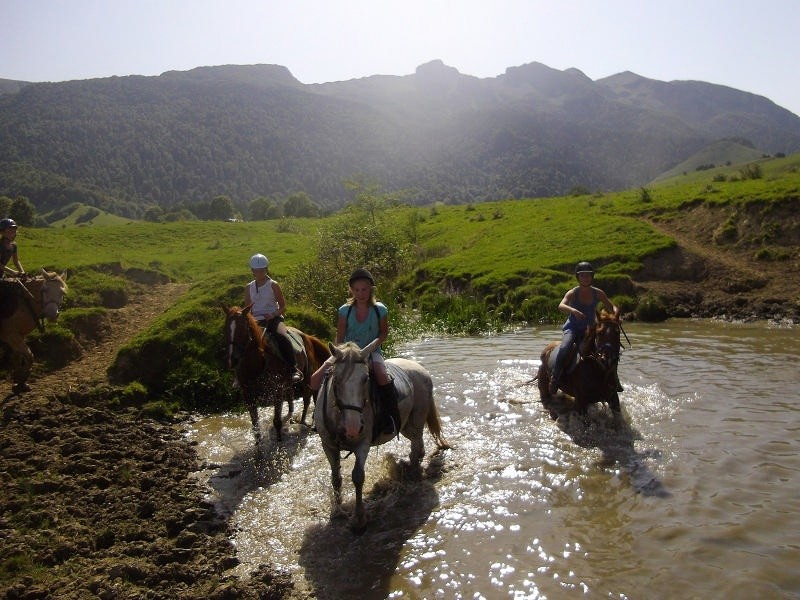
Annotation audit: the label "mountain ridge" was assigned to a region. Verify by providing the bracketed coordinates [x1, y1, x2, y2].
[1, 60, 799, 218]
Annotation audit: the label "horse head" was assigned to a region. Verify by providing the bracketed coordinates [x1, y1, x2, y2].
[592, 309, 622, 368]
[221, 303, 264, 369]
[324, 338, 381, 444]
[39, 269, 68, 322]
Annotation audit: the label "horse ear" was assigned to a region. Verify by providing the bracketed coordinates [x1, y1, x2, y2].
[242, 304, 253, 316]
[329, 342, 343, 360]
[220, 302, 230, 315]
[60, 270, 68, 282]
[361, 338, 381, 359]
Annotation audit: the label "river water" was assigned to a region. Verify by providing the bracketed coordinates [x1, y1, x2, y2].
[184, 320, 800, 599]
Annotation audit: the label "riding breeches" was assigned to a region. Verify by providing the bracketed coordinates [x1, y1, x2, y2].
[553, 328, 583, 380]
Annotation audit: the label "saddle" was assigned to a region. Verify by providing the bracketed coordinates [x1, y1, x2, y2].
[257, 327, 302, 356]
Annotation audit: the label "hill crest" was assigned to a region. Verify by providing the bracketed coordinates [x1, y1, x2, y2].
[1, 61, 799, 218]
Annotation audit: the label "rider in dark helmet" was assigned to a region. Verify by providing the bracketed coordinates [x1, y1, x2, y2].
[0, 218, 25, 279]
[337, 268, 401, 438]
[549, 261, 621, 396]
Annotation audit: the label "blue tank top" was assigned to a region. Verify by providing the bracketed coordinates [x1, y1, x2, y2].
[338, 301, 388, 351]
[562, 287, 598, 333]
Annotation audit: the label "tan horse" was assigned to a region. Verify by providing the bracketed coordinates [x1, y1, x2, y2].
[221, 304, 330, 440]
[0, 270, 68, 394]
[314, 339, 450, 531]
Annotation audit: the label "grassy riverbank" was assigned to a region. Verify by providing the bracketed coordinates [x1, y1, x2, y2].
[14, 152, 800, 411]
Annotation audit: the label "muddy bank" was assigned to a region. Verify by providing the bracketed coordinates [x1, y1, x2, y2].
[0, 390, 305, 599]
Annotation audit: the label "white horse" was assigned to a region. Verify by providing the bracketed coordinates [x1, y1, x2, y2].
[313, 339, 450, 530]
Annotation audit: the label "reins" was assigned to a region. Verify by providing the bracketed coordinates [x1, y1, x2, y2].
[12, 277, 47, 332]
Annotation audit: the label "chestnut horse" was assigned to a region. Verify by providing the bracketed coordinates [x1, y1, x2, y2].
[537, 310, 623, 416]
[221, 304, 330, 440]
[0, 270, 68, 394]
[314, 339, 450, 530]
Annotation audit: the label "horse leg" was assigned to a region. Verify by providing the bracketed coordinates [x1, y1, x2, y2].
[10, 343, 33, 394]
[322, 445, 344, 516]
[272, 396, 283, 442]
[608, 390, 621, 413]
[352, 448, 368, 531]
[240, 386, 261, 438]
[298, 387, 311, 426]
[286, 392, 295, 423]
[408, 434, 425, 478]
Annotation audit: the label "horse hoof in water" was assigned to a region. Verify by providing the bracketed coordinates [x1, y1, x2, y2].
[12, 383, 31, 394]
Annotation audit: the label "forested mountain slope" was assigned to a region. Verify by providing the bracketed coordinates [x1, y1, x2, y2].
[1, 60, 799, 217]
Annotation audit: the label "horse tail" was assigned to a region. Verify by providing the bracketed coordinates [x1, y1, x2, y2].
[425, 398, 451, 450]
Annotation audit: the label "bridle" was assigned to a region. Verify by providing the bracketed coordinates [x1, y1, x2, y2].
[328, 358, 371, 414]
[589, 318, 628, 371]
[225, 310, 257, 368]
[319, 356, 372, 451]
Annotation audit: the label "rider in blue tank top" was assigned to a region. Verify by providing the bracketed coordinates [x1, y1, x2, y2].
[549, 261, 620, 395]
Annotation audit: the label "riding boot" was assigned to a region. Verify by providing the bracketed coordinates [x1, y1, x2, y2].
[276, 333, 303, 382]
[378, 381, 401, 438]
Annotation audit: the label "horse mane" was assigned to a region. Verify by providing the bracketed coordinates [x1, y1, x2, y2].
[597, 308, 617, 322]
[333, 341, 363, 361]
[243, 310, 265, 351]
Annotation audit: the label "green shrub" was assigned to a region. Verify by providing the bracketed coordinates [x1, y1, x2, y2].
[634, 295, 668, 322]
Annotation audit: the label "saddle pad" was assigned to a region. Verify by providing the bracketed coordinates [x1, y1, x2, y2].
[285, 329, 305, 353]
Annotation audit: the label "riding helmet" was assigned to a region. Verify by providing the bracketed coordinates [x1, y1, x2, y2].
[575, 261, 594, 275]
[0, 218, 17, 230]
[348, 268, 375, 286]
[249, 253, 269, 269]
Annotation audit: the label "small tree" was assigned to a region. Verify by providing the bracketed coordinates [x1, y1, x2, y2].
[10, 196, 36, 226]
[282, 191, 319, 218]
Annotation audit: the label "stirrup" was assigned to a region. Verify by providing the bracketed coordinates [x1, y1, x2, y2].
[382, 416, 398, 436]
[291, 368, 303, 383]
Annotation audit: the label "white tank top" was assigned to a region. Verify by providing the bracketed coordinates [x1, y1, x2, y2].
[247, 278, 279, 320]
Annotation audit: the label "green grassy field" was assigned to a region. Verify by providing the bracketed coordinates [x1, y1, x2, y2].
[13, 152, 800, 411]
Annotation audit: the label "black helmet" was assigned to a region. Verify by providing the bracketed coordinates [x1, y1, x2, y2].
[575, 261, 594, 275]
[349, 268, 375, 286]
[0, 218, 17, 230]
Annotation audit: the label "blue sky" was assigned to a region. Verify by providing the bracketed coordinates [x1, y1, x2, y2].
[3, 0, 799, 117]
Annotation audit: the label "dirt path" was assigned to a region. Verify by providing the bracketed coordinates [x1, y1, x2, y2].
[1, 282, 303, 599]
[28, 282, 191, 395]
[638, 213, 798, 320]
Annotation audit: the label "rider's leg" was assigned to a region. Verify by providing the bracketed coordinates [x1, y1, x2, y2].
[274, 320, 303, 382]
[550, 329, 577, 394]
[372, 356, 400, 437]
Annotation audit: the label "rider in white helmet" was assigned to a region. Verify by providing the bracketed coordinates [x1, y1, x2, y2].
[245, 253, 303, 383]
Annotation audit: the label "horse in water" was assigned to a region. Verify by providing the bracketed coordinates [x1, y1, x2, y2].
[0, 270, 68, 394]
[221, 304, 330, 440]
[314, 339, 450, 531]
[537, 309, 624, 417]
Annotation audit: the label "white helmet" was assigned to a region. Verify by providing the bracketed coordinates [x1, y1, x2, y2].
[249, 253, 269, 269]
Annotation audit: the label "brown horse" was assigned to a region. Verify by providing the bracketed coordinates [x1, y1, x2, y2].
[221, 304, 330, 440]
[0, 270, 68, 394]
[537, 310, 623, 416]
